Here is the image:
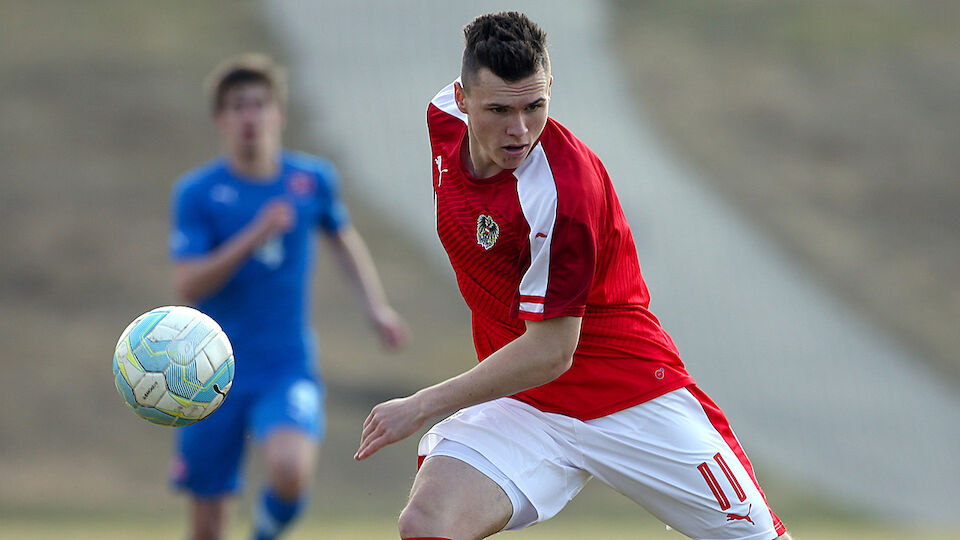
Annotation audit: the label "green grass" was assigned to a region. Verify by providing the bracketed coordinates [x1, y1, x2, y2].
[1, 514, 957, 540]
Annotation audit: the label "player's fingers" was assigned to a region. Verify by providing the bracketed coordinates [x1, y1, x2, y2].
[382, 328, 400, 349]
[355, 431, 388, 460]
[360, 411, 382, 438]
[382, 323, 409, 350]
[392, 323, 410, 347]
[355, 431, 374, 460]
[360, 418, 383, 443]
[360, 402, 386, 431]
[360, 409, 375, 431]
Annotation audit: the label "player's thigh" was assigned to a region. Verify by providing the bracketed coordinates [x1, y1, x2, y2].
[582, 387, 782, 539]
[251, 377, 323, 489]
[250, 376, 325, 441]
[418, 399, 591, 529]
[172, 392, 248, 496]
[404, 455, 512, 538]
[263, 428, 318, 483]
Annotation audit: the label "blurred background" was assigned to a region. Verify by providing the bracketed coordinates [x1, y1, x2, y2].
[1, 1, 957, 538]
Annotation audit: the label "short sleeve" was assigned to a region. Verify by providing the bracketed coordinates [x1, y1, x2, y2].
[169, 179, 214, 260]
[313, 159, 350, 234]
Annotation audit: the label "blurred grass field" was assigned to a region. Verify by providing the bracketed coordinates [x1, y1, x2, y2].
[2, 514, 957, 540]
[1, 0, 958, 538]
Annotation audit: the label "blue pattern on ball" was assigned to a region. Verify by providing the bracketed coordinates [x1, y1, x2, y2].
[133, 341, 171, 372]
[191, 360, 235, 403]
[127, 309, 169, 347]
[165, 361, 201, 401]
[114, 370, 137, 407]
[137, 406, 178, 426]
[129, 310, 174, 372]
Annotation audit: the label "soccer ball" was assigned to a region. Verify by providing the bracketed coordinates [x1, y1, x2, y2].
[113, 306, 234, 427]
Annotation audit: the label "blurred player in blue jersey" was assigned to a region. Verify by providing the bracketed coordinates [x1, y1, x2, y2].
[168, 53, 409, 540]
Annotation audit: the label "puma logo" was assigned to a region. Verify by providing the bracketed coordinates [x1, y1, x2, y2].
[435, 155, 448, 186]
[726, 504, 754, 525]
[213, 384, 227, 397]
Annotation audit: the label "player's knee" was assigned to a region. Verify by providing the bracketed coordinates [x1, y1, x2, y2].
[397, 496, 451, 538]
[264, 430, 316, 500]
[397, 503, 428, 537]
[267, 459, 309, 499]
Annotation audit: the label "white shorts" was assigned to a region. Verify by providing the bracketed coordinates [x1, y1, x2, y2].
[418, 386, 784, 539]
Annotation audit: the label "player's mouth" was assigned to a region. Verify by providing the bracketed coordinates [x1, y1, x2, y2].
[502, 144, 527, 157]
[241, 124, 260, 140]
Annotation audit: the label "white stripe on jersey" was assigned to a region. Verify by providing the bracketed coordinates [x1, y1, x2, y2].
[519, 301, 546, 314]
[430, 80, 467, 123]
[516, 143, 558, 309]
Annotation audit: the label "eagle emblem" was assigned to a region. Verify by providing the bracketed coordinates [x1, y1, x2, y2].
[476, 214, 500, 250]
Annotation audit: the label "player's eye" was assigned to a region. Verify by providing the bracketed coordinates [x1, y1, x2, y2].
[489, 106, 507, 113]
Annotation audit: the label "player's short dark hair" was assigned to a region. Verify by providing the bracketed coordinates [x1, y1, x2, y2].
[461, 11, 550, 89]
[204, 53, 287, 115]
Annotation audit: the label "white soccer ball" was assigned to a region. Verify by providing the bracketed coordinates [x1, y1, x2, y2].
[112, 306, 234, 427]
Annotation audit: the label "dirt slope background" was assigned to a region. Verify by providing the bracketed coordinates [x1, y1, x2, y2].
[0, 0, 956, 531]
[613, 0, 960, 379]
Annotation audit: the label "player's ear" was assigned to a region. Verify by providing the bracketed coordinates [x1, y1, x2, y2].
[454, 82, 468, 114]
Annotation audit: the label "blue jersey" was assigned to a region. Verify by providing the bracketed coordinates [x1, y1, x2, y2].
[169, 151, 349, 384]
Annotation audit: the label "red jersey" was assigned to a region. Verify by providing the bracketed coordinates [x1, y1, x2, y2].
[428, 81, 694, 420]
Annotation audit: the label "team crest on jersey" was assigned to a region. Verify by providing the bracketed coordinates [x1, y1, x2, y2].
[476, 214, 500, 250]
[286, 172, 316, 198]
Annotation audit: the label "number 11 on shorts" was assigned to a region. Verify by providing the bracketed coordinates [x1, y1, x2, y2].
[697, 453, 746, 510]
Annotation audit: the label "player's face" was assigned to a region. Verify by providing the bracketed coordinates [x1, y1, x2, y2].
[215, 83, 283, 161]
[456, 67, 551, 178]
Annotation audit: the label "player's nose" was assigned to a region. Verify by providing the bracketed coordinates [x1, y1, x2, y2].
[505, 112, 527, 137]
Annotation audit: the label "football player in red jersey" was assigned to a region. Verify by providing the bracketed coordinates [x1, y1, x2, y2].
[356, 12, 791, 540]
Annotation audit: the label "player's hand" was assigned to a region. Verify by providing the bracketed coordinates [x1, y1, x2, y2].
[370, 305, 410, 351]
[253, 198, 296, 239]
[355, 394, 425, 461]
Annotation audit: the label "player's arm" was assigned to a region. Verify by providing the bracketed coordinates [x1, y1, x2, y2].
[355, 315, 581, 460]
[173, 199, 293, 303]
[323, 225, 409, 350]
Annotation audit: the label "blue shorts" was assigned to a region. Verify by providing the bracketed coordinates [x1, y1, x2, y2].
[170, 374, 325, 497]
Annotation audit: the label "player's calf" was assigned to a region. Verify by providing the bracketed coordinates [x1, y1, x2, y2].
[253, 487, 305, 540]
[189, 497, 227, 540]
[254, 430, 317, 539]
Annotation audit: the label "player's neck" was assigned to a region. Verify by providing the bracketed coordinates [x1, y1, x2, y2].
[227, 149, 280, 181]
[461, 132, 502, 179]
